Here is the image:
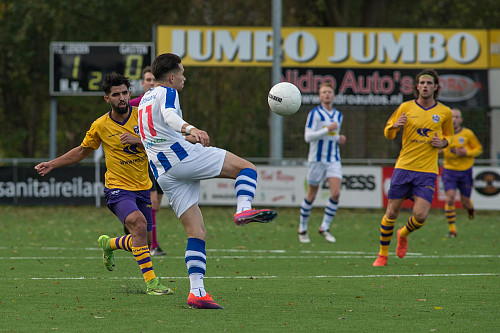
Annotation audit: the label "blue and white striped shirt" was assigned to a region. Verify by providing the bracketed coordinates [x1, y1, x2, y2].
[305, 105, 343, 163]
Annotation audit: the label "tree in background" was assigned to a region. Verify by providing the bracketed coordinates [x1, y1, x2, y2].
[0, 0, 499, 158]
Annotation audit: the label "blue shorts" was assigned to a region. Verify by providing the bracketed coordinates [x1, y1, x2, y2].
[442, 168, 473, 198]
[104, 188, 153, 231]
[388, 169, 437, 203]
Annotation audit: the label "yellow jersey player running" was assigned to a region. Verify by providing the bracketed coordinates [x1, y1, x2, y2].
[441, 108, 483, 238]
[35, 73, 172, 295]
[373, 69, 454, 267]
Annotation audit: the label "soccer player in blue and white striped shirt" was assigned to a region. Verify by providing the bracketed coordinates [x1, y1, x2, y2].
[298, 83, 346, 244]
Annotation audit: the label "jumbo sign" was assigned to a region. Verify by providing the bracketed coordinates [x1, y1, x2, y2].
[157, 26, 488, 69]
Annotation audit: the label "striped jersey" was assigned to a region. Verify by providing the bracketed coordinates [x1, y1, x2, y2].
[137, 86, 195, 179]
[442, 127, 482, 171]
[385, 100, 453, 174]
[80, 107, 152, 191]
[305, 105, 343, 163]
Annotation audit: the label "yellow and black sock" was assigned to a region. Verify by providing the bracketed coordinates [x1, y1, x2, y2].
[378, 215, 395, 257]
[444, 204, 457, 233]
[132, 245, 156, 283]
[400, 215, 425, 237]
[109, 234, 132, 252]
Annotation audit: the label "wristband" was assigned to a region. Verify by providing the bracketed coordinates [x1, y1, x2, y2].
[185, 125, 195, 135]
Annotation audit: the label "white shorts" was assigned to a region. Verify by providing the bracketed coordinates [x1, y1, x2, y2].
[307, 161, 342, 186]
[157, 144, 226, 218]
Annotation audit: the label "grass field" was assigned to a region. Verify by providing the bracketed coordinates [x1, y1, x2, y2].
[1, 205, 499, 332]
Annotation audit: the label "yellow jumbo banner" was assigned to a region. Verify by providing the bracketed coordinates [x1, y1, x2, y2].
[157, 26, 488, 69]
[489, 30, 500, 68]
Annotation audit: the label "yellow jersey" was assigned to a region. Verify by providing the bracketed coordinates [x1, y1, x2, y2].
[385, 100, 454, 174]
[442, 127, 482, 171]
[81, 107, 152, 191]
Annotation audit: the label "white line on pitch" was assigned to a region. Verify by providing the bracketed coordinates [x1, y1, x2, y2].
[1, 254, 499, 260]
[0, 246, 421, 255]
[1, 273, 497, 281]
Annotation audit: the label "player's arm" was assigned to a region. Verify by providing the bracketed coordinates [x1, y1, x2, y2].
[35, 145, 94, 176]
[304, 111, 336, 143]
[120, 132, 144, 148]
[304, 125, 335, 143]
[161, 108, 210, 146]
[466, 132, 483, 158]
[384, 109, 406, 140]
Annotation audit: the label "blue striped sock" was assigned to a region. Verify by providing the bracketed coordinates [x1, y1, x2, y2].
[299, 198, 313, 232]
[320, 198, 338, 231]
[235, 168, 257, 213]
[185, 238, 207, 297]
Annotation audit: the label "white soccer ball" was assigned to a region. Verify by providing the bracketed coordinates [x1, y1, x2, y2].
[268, 82, 302, 116]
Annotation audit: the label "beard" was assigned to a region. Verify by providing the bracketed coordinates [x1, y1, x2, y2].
[114, 102, 129, 114]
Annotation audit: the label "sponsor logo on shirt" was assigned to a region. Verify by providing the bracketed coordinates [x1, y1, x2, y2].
[416, 128, 432, 137]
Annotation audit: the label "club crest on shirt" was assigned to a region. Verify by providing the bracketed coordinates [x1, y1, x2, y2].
[432, 115, 440, 123]
[459, 137, 465, 144]
[134, 125, 139, 135]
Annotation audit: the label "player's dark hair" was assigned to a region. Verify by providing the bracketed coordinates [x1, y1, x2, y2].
[102, 72, 131, 95]
[413, 69, 440, 99]
[152, 53, 182, 81]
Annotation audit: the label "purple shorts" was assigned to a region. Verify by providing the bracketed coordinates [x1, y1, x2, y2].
[442, 168, 473, 197]
[104, 188, 153, 231]
[388, 169, 437, 203]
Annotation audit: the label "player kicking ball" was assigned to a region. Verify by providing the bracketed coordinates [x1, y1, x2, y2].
[138, 53, 277, 309]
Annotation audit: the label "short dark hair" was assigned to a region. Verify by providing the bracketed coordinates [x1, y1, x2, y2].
[102, 72, 130, 95]
[413, 69, 440, 98]
[151, 53, 182, 81]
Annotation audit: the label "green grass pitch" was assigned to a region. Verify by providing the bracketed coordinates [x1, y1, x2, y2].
[1, 206, 499, 332]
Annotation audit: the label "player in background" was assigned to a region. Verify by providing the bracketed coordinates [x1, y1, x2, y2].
[35, 73, 172, 295]
[138, 53, 278, 309]
[441, 108, 483, 237]
[129, 66, 155, 106]
[129, 66, 166, 256]
[298, 82, 346, 244]
[372, 69, 454, 267]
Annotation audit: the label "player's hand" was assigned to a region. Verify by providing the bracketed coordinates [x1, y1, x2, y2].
[339, 134, 347, 144]
[120, 132, 141, 145]
[327, 122, 338, 131]
[455, 146, 467, 156]
[190, 128, 210, 147]
[34, 162, 53, 176]
[393, 112, 407, 129]
[431, 132, 446, 148]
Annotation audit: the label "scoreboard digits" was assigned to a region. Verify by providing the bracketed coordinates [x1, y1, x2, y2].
[50, 42, 154, 96]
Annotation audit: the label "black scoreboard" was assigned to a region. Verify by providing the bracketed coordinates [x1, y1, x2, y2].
[50, 42, 155, 96]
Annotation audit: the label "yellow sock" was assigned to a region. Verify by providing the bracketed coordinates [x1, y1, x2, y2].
[378, 215, 395, 257]
[132, 246, 156, 283]
[444, 204, 457, 232]
[109, 234, 132, 252]
[400, 215, 425, 238]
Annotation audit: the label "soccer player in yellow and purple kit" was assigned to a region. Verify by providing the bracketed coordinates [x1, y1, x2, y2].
[372, 69, 454, 267]
[35, 73, 172, 295]
[441, 108, 483, 238]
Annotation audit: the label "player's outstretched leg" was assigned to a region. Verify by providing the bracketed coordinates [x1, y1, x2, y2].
[232, 167, 278, 225]
[234, 209, 278, 225]
[98, 235, 115, 271]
